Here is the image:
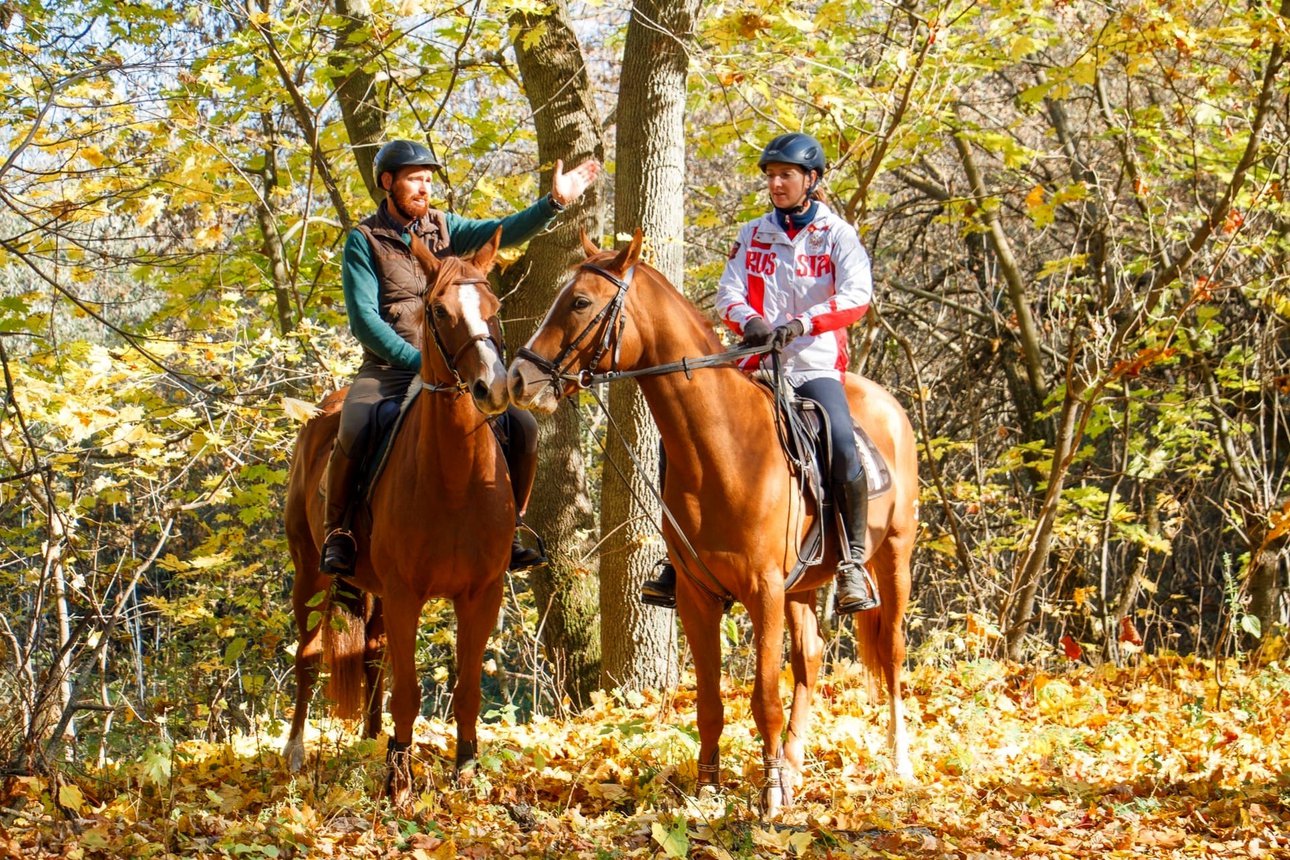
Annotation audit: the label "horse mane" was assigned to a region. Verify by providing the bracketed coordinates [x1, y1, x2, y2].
[581, 250, 725, 355]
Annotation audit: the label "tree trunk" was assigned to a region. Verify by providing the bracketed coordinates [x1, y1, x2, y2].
[508, 0, 607, 708]
[598, 0, 702, 691]
[329, 0, 386, 199]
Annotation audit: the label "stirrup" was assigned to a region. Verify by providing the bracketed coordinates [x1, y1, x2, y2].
[834, 561, 880, 614]
[319, 528, 356, 577]
[509, 523, 548, 572]
[640, 560, 677, 609]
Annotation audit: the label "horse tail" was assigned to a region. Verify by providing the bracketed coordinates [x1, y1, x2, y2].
[323, 584, 369, 721]
[850, 603, 886, 702]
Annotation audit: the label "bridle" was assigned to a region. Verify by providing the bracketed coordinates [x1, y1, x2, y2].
[513, 262, 634, 392]
[514, 261, 773, 396]
[422, 272, 504, 395]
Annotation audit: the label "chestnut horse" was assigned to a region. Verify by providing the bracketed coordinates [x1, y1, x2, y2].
[508, 232, 917, 814]
[282, 229, 514, 800]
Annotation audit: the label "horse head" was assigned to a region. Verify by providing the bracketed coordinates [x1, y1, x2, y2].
[508, 229, 644, 414]
[410, 226, 510, 415]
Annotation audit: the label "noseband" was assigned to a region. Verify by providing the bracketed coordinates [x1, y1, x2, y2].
[514, 263, 633, 392]
[424, 275, 504, 394]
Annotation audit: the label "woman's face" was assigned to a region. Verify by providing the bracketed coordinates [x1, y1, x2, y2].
[763, 162, 812, 209]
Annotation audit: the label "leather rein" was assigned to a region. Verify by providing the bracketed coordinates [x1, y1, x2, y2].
[514, 262, 773, 393]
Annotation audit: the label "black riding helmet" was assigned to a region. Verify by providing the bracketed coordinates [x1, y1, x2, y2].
[758, 133, 826, 177]
[372, 139, 441, 192]
[758, 133, 825, 210]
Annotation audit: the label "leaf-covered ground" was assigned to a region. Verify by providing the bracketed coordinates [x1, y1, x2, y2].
[4, 655, 1288, 858]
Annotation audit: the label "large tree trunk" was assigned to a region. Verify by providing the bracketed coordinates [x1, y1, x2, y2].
[599, 0, 703, 691]
[508, 1, 607, 709]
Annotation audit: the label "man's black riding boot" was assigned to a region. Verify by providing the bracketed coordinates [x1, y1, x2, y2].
[640, 559, 677, 609]
[834, 473, 880, 614]
[509, 520, 548, 571]
[319, 442, 360, 577]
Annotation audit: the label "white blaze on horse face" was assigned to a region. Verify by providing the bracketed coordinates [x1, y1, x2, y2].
[459, 283, 504, 376]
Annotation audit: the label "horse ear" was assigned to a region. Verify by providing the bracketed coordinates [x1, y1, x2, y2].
[409, 232, 442, 278]
[580, 229, 600, 258]
[611, 228, 643, 274]
[470, 226, 505, 274]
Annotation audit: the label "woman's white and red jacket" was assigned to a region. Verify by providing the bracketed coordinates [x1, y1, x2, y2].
[715, 202, 872, 383]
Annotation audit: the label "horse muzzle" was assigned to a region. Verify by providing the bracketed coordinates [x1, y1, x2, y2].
[507, 357, 562, 414]
[465, 348, 510, 416]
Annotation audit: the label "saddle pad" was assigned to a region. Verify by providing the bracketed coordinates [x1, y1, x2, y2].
[852, 422, 892, 498]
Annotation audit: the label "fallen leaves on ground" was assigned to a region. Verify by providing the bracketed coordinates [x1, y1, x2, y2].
[3, 655, 1288, 858]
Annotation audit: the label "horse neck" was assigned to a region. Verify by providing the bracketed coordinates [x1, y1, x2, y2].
[413, 312, 495, 473]
[627, 273, 773, 475]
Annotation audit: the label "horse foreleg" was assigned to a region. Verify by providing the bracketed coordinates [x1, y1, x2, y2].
[676, 587, 725, 794]
[783, 590, 824, 794]
[382, 595, 424, 805]
[284, 568, 327, 773]
[747, 585, 790, 816]
[363, 598, 387, 739]
[451, 578, 504, 778]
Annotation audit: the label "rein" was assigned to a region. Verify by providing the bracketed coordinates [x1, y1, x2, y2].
[516, 261, 776, 389]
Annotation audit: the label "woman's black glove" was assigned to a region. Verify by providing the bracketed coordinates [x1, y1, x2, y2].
[740, 317, 772, 348]
[770, 319, 805, 350]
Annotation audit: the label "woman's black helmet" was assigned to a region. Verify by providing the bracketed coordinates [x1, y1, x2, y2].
[758, 133, 826, 177]
[373, 139, 441, 187]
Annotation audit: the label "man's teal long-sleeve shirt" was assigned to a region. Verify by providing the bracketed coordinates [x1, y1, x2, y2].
[341, 196, 560, 371]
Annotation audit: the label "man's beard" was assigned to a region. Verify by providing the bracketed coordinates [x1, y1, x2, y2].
[390, 186, 430, 221]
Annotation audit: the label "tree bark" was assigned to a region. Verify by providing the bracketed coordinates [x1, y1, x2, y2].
[508, 0, 607, 708]
[598, 0, 703, 691]
[329, 0, 386, 199]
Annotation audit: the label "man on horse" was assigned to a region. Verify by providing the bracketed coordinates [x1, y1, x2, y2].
[640, 132, 881, 614]
[319, 139, 600, 579]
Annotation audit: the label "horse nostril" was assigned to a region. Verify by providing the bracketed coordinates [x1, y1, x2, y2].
[472, 380, 489, 401]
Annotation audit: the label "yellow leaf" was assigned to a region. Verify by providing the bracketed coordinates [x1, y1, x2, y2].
[1072, 59, 1098, 86]
[282, 396, 320, 423]
[59, 783, 85, 813]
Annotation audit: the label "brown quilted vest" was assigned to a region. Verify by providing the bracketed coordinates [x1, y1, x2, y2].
[355, 202, 435, 370]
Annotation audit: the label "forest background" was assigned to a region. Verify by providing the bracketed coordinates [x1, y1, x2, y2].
[1, 0, 1288, 855]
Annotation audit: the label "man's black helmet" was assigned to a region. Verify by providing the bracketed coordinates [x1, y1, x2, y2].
[373, 139, 441, 187]
[758, 133, 826, 177]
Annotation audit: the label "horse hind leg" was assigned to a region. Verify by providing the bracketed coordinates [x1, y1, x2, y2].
[783, 590, 824, 796]
[857, 536, 914, 782]
[284, 559, 328, 773]
[363, 598, 387, 739]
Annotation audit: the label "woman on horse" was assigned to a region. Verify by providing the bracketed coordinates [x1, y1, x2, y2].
[320, 139, 600, 578]
[640, 131, 880, 614]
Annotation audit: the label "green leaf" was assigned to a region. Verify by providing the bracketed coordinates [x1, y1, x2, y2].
[306, 610, 322, 631]
[651, 818, 689, 859]
[1239, 614, 1261, 639]
[223, 636, 247, 665]
[140, 742, 173, 786]
[305, 589, 327, 608]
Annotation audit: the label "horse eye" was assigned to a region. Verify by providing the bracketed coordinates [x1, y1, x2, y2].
[431, 304, 449, 319]
[572, 296, 593, 311]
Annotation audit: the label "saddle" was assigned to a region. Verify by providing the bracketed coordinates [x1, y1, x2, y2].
[767, 385, 893, 590]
